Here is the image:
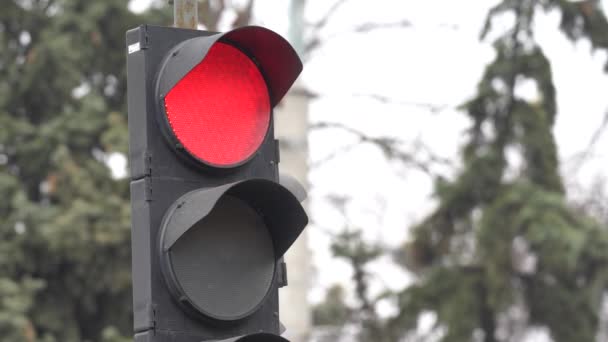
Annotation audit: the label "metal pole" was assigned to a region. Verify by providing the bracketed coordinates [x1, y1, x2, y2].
[172, 0, 198, 29]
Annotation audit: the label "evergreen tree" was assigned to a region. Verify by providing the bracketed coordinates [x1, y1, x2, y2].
[0, 1, 168, 341]
[313, 1, 608, 340]
[312, 284, 352, 327]
[393, 1, 608, 341]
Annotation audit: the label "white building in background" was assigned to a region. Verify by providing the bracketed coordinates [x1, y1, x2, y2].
[276, 86, 313, 342]
[276, 1, 313, 341]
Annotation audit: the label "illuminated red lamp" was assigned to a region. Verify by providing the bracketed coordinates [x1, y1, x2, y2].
[156, 26, 302, 169]
[164, 42, 271, 167]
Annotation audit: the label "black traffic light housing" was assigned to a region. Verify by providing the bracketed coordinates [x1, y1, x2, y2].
[126, 25, 307, 342]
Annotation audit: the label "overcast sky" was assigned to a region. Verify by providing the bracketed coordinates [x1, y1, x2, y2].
[258, 2, 608, 340]
[253, 0, 608, 300]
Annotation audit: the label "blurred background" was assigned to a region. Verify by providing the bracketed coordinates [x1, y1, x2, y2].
[1, 0, 608, 341]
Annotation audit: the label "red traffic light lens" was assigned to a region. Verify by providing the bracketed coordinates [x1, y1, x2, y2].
[164, 42, 271, 167]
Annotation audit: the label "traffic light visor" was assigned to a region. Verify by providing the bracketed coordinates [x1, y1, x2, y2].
[159, 179, 308, 321]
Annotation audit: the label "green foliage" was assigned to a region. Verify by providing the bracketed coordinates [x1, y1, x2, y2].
[314, 229, 392, 341]
[0, 1, 170, 341]
[546, 0, 608, 71]
[312, 285, 352, 326]
[392, 1, 608, 341]
[313, 1, 608, 341]
[0, 277, 44, 342]
[315, 1, 608, 340]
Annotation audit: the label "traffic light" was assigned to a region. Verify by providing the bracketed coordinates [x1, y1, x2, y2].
[126, 25, 308, 342]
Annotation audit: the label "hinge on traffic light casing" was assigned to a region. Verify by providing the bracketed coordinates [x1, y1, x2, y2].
[130, 151, 152, 180]
[136, 24, 151, 50]
[143, 152, 152, 202]
[152, 306, 157, 330]
[274, 139, 281, 164]
[144, 177, 152, 202]
[278, 260, 288, 288]
[273, 139, 281, 179]
[141, 25, 150, 50]
[144, 152, 152, 176]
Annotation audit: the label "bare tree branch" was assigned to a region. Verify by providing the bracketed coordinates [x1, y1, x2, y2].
[309, 0, 350, 34]
[351, 93, 448, 114]
[310, 122, 452, 175]
[198, 0, 225, 31]
[304, 19, 412, 57]
[303, 0, 350, 55]
[197, 0, 255, 31]
[351, 20, 412, 34]
[571, 110, 608, 172]
[290, 88, 449, 113]
[310, 141, 361, 168]
[231, 0, 255, 28]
